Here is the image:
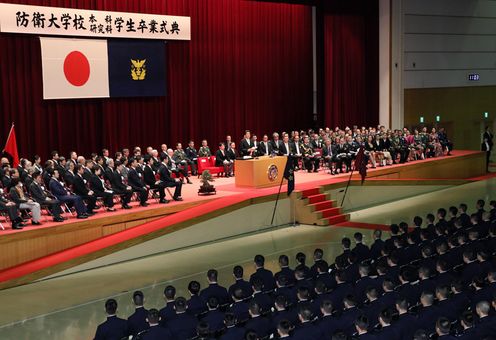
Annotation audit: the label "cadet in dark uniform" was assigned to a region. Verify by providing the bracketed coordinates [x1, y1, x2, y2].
[127, 291, 149, 337]
[141, 308, 172, 340]
[94, 299, 130, 340]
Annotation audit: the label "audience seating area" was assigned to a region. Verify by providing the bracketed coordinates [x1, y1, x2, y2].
[94, 199, 496, 340]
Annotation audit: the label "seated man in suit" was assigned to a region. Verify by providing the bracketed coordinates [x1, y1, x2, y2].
[226, 142, 238, 162]
[258, 134, 273, 156]
[29, 172, 64, 222]
[143, 155, 168, 204]
[49, 169, 88, 219]
[110, 161, 133, 209]
[158, 156, 183, 201]
[215, 143, 234, 177]
[270, 132, 282, 155]
[0, 191, 23, 229]
[9, 178, 42, 226]
[127, 158, 149, 207]
[94, 299, 130, 340]
[322, 138, 337, 175]
[89, 166, 115, 212]
[72, 164, 98, 215]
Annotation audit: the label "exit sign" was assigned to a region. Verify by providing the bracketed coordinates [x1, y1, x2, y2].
[468, 74, 480, 81]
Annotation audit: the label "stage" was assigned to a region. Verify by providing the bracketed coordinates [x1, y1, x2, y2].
[0, 150, 486, 288]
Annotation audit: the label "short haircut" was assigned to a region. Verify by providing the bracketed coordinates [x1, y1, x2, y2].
[413, 216, 423, 226]
[314, 248, 324, 259]
[379, 308, 392, 324]
[207, 269, 218, 281]
[354, 314, 369, 330]
[413, 329, 429, 340]
[147, 308, 160, 324]
[279, 254, 289, 266]
[254, 254, 265, 267]
[188, 281, 200, 295]
[196, 321, 210, 337]
[296, 252, 306, 264]
[132, 291, 144, 306]
[207, 296, 219, 309]
[105, 299, 118, 314]
[233, 265, 243, 279]
[390, 224, 400, 234]
[224, 312, 237, 327]
[436, 317, 451, 334]
[297, 303, 313, 321]
[354, 232, 363, 242]
[342, 237, 351, 248]
[164, 285, 176, 300]
[277, 319, 292, 334]
[460, 311, 473, 326]
[248, 300, 261, 315]
[396, 297, 408, 311]
[175, 297, 188, 312]
[477, 300, 490, 315]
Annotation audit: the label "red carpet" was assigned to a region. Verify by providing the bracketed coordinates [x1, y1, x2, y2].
[0, 150, 486, 286]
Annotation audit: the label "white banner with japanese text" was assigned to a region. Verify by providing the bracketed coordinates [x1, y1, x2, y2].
[0, 3, 191, 40]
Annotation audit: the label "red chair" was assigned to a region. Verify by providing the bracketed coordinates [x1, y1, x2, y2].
[209, 156, 225, 176]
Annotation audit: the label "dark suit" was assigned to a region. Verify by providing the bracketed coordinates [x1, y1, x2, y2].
[72, 174, 97, 212]
[201, 309, 225, 333]
[269, 140, 282, 154]
[127, 307, 149, 336]
[215, 149, 233, 175]
[158, 163, 182, 199]
[200, 283, 230, 307]
[110, 170, 132, 205]
[258, 141, 273, 156]
[93, 315, 130, 340]
[143, 165, 166, 201]
[128, 167, 148, 205]
[166, 312, 198, 340]
[141, 325, 172, 340]
[49, 178, 87, 216]
[88, 174, 114, 208]
[240, 138, 255, 157]
[0, 196, 19, 222]
[250, 268, 276, 293]
[29, 181, 63, 218]
[244, 315, 271, 338]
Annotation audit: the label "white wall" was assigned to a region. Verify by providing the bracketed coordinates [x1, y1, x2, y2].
[403, 0, 496, 89]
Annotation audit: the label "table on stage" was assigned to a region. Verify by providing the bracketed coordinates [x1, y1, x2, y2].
[234, 156, 287, 188]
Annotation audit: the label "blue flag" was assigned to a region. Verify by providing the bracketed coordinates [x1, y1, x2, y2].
[107, 39, 166, 97]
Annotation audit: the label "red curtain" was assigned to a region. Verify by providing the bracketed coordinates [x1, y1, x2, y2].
[323, 9, 379, 128]
[0, 0, 313, 160]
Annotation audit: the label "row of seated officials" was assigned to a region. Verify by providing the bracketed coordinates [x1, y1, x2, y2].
[0, 154, 186, 230]
[94, 199, 496, 340]
[0, 124, 453, 229]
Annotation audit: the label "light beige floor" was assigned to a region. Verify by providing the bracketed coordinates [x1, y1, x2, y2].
[0, 178, 494, 340]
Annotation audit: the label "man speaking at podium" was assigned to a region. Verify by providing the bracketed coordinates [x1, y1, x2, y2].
[240, 130, 257, 158]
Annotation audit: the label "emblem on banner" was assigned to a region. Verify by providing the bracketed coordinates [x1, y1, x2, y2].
[267, 164, 279, 182]
[131, 59, 146, 80]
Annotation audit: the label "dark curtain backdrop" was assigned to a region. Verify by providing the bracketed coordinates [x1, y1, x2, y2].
[0, 0, 313, 160]
[322, 2, 379, 128]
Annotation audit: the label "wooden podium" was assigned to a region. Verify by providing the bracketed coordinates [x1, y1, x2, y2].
[234, 156, 287, 188]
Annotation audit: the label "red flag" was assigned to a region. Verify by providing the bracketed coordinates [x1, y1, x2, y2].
[354, 146, 367, 184]
[3, 124, 19, 168]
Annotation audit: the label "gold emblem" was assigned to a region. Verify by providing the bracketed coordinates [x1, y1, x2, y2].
[131, 59, 146, 80]
[267, 164, 278, 181]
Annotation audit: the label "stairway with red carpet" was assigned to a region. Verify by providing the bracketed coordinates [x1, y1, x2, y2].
[293, 187, 349, 226]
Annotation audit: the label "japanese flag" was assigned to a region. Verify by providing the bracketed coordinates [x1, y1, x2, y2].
[40, 37, 110, 99]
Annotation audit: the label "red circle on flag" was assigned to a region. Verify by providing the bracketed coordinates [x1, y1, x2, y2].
[63, 51, 90, 87]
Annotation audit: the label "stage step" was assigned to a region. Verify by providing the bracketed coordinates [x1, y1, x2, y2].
[306, 193, 329, 204]
[292, 188, 347, 226]
[309, 200, 336, 212]
[300, 188, 322, 199]
[318, 214, 350, 226]
[317, 207, 342, 218]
